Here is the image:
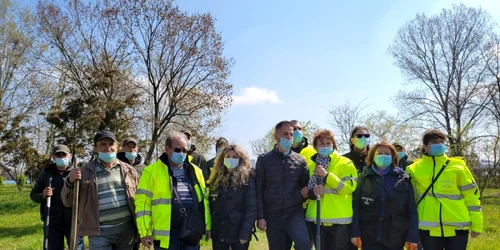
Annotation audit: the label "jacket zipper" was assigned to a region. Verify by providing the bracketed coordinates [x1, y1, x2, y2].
[431, 156, 445, 237]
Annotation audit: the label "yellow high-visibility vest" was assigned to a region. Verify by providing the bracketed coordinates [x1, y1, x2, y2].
[406, 155, 483, 237]
[135, 158, 210, 249]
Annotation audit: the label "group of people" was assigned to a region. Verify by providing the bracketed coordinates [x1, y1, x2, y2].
[30, 120, 483, 250]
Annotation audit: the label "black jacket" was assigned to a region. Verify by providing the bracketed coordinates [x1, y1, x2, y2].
[117, 152, 146, 176]
[343, 150, 367, 172]
[291, 137, 310, 154]
[188, 147, 208, 181]
[256, 148, 309, 219]
[398, 155, 413, 170]
[351, 167, 419, 248]
[30, 164, 73, 226]
[209, 170, 257, 243]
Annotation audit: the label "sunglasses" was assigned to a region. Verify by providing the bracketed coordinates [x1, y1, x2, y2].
[294, 127, 303, 131]
[355, 134, 370, 138]
[173, 147, 188, 153]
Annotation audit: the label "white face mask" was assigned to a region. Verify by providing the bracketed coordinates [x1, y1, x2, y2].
[224, 158, 239, 169]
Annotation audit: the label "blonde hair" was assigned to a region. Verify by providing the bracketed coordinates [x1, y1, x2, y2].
[207, 144, 252, 190]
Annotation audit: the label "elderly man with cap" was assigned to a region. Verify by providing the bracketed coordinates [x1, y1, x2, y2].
[393, 142, 413, 170]
[181, 129, 209, 180]
[206, 137, 229, 177]
[117, 137, 146, 177]
[31, 144, 85, 250]
[62, 131, 139, 250]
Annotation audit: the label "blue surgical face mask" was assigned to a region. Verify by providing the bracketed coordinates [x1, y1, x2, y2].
[224, 158, 239, 169]
[293, 130, 303, 143]
[216, 147, 223, 155]
[429, 144, 446, 156]
[187, 141, 192, 149]
[397, 152, 405, 160]
[279, 138, 293, 152]
[374, 155, 392, 169]
[317, 147, 334, 157]
[125, 152, 137, 160]
[170, 152, 186, 165]
[354, 137, 369, 150]
[55, 158, 70, 168]
[98, 152, 116, 163]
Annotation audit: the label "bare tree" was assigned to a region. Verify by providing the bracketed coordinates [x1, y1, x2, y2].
[389, 4, 495, 156]
[119, 0, 233, 163]
[328, 99, 368, 152]
[362, 110, 421, 157]
[37, 0, 142, 157]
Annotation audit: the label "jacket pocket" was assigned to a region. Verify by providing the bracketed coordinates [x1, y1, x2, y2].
[384, 215, 408, 247]
[228, 213, 243, 239]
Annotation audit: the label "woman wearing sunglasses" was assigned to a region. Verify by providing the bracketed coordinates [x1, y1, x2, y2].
[343, 126, 371, 173]
[351, 141, 419, 250]
[207, 145, 257, 250]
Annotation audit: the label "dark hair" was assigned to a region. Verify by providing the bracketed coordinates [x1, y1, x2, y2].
[349, 126, 370, 150]
[275, 121, 292, 131]
[422, 129, 447, 145]
[366, 141, 398, 167]
[312, 129, 338, 150]
[289, 120, 300, 124]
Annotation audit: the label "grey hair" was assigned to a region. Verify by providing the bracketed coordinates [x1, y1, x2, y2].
[165, 131, 188, 147]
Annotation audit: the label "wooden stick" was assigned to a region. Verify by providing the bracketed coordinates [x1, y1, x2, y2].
[70, 155, 79, 250]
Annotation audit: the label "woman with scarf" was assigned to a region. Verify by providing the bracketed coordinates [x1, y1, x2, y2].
[305, 129, 358, 250]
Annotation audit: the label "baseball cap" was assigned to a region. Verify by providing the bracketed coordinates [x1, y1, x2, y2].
[122, 138, 139, 147]
[393, 142, 404, 148]
[180, 129, 192, 138]
[94, 131, 117, 144]
[216, 137, 229, 148]
[52, 145, 71, 154]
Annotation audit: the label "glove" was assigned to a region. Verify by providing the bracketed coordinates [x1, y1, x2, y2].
[405, 241, 418, 250]
[351, 237, 362, 248]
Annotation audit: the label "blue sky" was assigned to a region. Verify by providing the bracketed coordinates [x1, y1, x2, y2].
[175, 0, 500, 159]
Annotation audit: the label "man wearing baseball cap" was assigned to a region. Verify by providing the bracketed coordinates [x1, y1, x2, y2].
[118, 137, 146, 177]
[206, 137, 229, 178]
[393, 142, 413, 170]
[181, 129, 209, 180]
[31, 144, 85, 250]
[62, 131, 139, 250]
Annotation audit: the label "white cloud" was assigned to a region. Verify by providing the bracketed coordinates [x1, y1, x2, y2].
[233, 87, 281, 105]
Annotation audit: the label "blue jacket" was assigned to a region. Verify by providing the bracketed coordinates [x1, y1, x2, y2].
[351, 166, 419, 248]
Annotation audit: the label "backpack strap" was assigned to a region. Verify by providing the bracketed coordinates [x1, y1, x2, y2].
[417, 159, 450, 206]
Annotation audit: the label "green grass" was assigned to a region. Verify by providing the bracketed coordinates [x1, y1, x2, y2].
[0, 185, 498, 250]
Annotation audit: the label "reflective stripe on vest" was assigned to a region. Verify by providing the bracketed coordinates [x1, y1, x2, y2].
[325, 188, 339, 195]
[418, 193, 462, 200]
[419, 221, 471, 228]
[460, 183, 476, 191]
[341, 176, 357, 182]
[306, 217, 352, 224]
[152, 198, 172, 206]
[468, 206, 482, 212]
[154, 230, 171, 237]
[136, 188, 153, 198]
[136, 211, 151, 218]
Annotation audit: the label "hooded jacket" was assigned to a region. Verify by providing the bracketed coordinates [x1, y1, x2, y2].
[117, 152, 146, 176]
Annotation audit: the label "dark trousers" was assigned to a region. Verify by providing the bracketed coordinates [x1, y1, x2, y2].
[419, 230, 469, 250]
[265, 211, 311, 250]
[361, 242, 402, 250]
[43, 224, 70, 250]
[212, 240, 249, 250]
[309, 223, 350, 250]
